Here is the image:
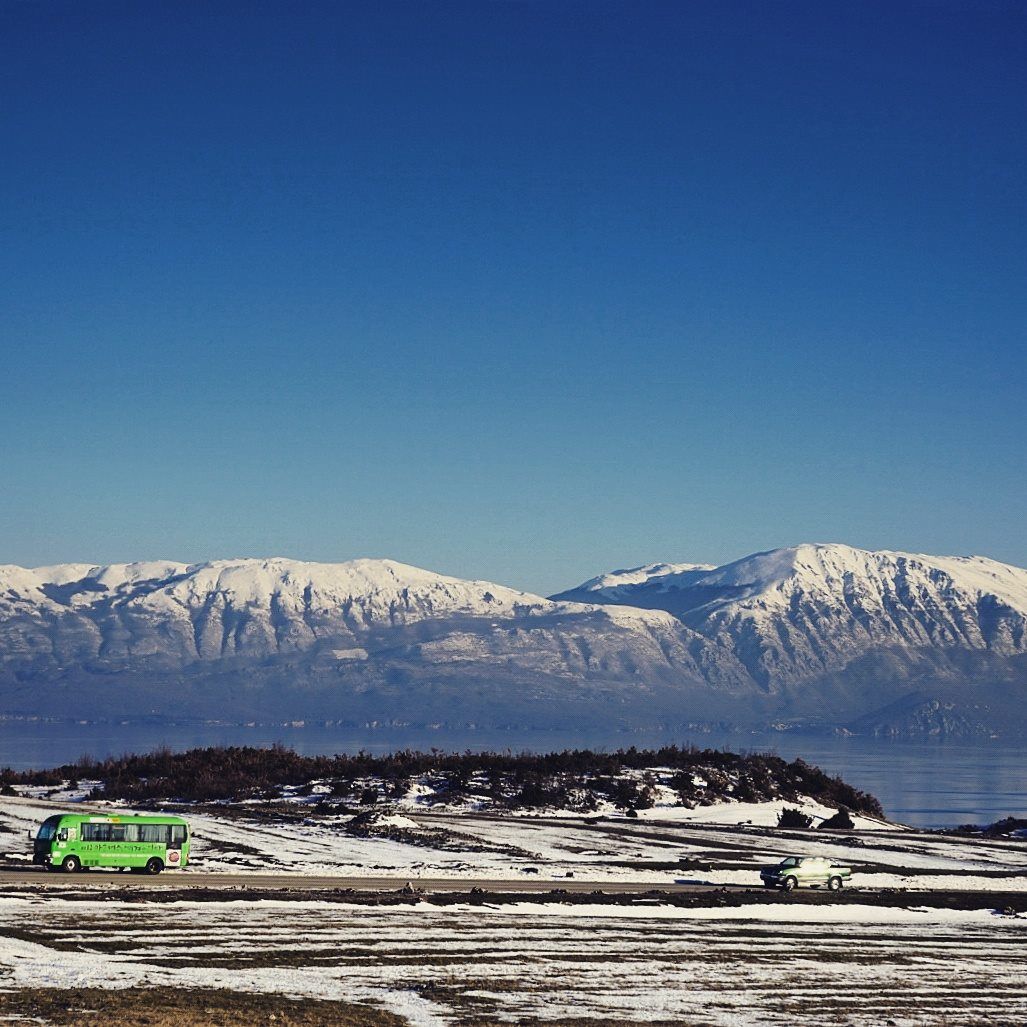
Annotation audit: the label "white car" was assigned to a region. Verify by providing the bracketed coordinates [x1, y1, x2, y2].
[760, 855, 852, 891]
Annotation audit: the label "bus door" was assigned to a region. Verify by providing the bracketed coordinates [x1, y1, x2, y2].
[166, 823, 187, 867]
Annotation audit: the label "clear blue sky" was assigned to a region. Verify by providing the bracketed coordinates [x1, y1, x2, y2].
[1, 1, 1024, 595]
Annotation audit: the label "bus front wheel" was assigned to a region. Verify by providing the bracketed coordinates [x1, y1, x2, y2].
[61, 855, 81, 874]
[144, 858, 164, 875]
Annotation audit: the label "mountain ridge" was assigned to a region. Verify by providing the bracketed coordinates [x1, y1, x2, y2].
[2, 545, 1026, 738]
[553, 542, 1027, 737]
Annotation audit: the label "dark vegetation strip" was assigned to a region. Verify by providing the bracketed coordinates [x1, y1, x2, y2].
[0, 743, 883, 815]
[6, 884, 1024, 913]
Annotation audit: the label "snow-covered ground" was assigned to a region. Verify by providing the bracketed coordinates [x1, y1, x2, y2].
[632, 791, 888, 828]
[2, 787, 1025, 1025]
[0, 894, 1023, 1025]
[2, 791, 1025, 892]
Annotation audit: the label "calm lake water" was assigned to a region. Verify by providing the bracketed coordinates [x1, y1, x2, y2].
[0, 721, 1023, 829]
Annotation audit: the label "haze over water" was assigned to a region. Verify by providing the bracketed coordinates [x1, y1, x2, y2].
[0, 721, 1021, 829]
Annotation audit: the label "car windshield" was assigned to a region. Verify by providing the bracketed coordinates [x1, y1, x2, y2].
[36, 820, 59, 841]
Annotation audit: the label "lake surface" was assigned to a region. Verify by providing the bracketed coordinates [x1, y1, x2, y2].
[0, 721, 1023, 828]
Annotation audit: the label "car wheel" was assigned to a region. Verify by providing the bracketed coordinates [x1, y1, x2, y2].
[828, 876, 843, 891]
[144, 858, 164, 875]
[782, 875, 798, 892]
[61, 855, 81, 874]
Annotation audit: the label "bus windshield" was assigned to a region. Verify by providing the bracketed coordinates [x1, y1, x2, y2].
[36, 820, 59, 841]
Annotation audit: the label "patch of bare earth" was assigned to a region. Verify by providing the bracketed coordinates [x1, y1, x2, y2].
[0, 986, 406, 1026]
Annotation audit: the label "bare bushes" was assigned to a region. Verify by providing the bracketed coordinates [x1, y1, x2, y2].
[0, 743, 884, 816]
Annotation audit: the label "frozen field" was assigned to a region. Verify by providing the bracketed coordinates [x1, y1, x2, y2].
[0, 892, 1025, 1025]
[1, 792, 1025, 1025]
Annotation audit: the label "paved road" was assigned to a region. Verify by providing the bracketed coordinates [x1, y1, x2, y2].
[0, 867, 745, 894]
[2, 868, 1013, 906]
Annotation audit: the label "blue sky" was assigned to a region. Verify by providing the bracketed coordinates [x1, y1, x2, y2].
[1, 1, 1024, 595]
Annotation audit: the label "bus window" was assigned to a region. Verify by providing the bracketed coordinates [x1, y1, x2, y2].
[82, 823, 110, 842]
[169, 825, 186, 846]
[139, 824, 166, 844]
[109, 824, 127, 842]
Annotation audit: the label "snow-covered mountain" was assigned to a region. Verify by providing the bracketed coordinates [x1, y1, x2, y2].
[555, 543, 1027, 671]
[567, 562, 716, 603]
[0, 557, 752, 729]
[3, 545, 1027, 738]
[554, 543, 1027, 736]
[0, 558, 549, 660]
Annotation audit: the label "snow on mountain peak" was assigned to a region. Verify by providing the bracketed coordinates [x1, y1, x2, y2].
[563, 543, 1027, 614]
[1, 556, 552, 617]
[554, 542, 1027, 701]
[3, 545, 1027, 737]
[696, 543, 1027, 612]
[566, 561, 716, 600]
[0, 555, 725, 704]
[690, 543, 869, 592]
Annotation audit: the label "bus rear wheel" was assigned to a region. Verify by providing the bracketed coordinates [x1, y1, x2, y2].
[61, 855, 81, 874]
[144, 858, 164, 875]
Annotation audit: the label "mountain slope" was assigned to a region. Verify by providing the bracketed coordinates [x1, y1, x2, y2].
[0, 557, 549, 661]
[554, 543, 1027, 736]
[3, 546, 1027, 737]
[567, 562, 716, 603]
[0, 557, 753, 727]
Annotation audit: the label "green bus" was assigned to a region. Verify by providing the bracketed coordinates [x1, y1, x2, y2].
[31, 813, 191, 874]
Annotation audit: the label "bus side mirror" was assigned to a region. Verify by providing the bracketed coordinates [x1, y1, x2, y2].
[27, 830, 33, 841]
